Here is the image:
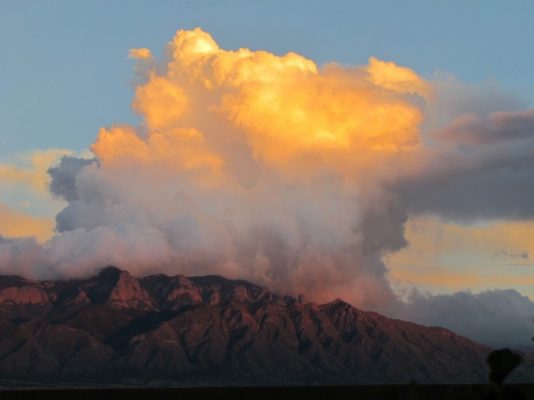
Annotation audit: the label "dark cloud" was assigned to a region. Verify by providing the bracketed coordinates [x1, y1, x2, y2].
[392, 289, 534, 349]
[435, 110, 534, 145]
[0, 236, 13, 245]
[393, 109, 534, 220]
[48, 156, 96, 202]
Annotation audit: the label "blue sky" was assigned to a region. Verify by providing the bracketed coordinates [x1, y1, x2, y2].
[2, 0, 534, 157]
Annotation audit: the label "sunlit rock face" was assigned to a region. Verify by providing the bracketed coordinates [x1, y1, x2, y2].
[1, 266, 531, 385]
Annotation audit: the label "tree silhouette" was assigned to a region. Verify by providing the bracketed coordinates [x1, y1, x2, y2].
[485, 349, 525, 400]
[487, 349, 522, 386]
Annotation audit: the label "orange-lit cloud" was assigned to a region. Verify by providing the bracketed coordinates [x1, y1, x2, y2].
[366, 57, 432, 99]
[132, 76, 189, 130]
[387, 216, 534, 297]
[392, 269, 534, 291]
[98, 28, 430, 174]
[128, 48, 152, 60]
[0, 203, 54, 242]
[93, 124, 223, 184]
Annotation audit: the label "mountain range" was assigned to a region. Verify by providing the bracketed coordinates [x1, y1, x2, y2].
[0, 266, 531, 386]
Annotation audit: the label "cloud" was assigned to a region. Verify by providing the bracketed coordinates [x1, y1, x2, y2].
[386, 216, 534, 297]
[128, 48, 152, 60]
[494, 250, 529, 261]
[394, 289, 534, 349]
[48, 156, 96, 202]
[0, 149, 72, 194]
[0, 203, 54, 242]
[0, 28, 432, 311]
[384, 215, 534, 348]
[0, 149, 75, 222]
[436, 109, 534, 145]
[366, 57, 432, 99]
[392, 109, 534, 220]
[420, 75, 525, 135]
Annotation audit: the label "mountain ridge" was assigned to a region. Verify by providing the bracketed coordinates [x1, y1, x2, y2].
[0, 265, 531, 385]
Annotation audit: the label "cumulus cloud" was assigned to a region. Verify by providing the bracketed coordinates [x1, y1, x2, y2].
[0, 28, 433, 310]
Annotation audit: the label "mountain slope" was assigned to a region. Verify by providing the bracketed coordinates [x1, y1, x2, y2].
[0, 266, 529, 385]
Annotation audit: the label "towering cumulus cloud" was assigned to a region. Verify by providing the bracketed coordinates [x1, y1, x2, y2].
[1, 29, 533, 347]
[0, 28, 431, 309]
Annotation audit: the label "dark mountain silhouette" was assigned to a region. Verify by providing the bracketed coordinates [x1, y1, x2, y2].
[0, 266, 531, 386]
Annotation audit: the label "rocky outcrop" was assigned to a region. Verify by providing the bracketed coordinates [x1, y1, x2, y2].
[0, 286, 50, 305]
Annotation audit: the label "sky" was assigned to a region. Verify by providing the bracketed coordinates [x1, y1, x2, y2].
[1, 1, 534, 348]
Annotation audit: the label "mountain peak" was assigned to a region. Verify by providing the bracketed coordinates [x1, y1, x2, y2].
[327, 298, 352, 307]
[97, 265, 124, 278]
[85, 266, 153, 309]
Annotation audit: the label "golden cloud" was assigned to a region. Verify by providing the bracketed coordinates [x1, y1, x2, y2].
[0, 203, 54, 242]
[93, 28, 430, 179]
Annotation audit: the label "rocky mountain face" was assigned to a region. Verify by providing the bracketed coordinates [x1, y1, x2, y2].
[0, 266, 529, 385]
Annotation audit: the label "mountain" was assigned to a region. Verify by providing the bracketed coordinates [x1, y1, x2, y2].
[0, 266, 530, 386]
